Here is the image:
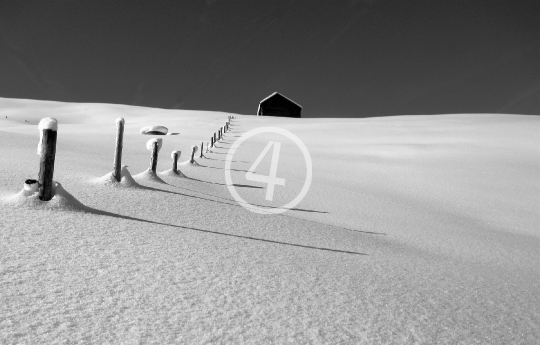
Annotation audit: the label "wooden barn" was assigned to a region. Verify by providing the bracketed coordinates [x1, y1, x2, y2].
[257, 92, 302, 118]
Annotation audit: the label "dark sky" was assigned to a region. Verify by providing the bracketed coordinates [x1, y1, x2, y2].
[0, 0, 538, 117]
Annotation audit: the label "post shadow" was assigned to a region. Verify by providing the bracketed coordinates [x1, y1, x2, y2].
[134, 177, 384, 235]
[80, 205, 366, 256]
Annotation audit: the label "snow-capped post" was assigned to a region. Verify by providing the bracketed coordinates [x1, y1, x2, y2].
[113, 117, 125, 182]
[171, 150, 180, 173]
[37, 117, 58, 201]
[146, 138, 162, 173]
[200, 141, 204, 158]
[190, 145, 198, 163]
[210, 136, 214, 148]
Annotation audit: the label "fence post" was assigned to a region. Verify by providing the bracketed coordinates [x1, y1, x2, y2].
[113, 117, 125, 182]
[200, 142, 204, 158]
[171, 150, 180, 173]
[37, 118, 58, 201]
[190, 145, 197, 163]
[150, 141, 159, 173]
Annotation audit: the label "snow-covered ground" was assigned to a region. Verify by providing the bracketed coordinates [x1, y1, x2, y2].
[1, 97, 539, 344]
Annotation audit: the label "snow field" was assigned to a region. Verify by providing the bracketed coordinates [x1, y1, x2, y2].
[0, 97, 539, 343]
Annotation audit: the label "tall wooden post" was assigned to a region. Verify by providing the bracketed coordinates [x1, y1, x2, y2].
[200, 141, 204, 158]
[37, 118, 58, 201]
[113, 117, 125, 182]
[150, 141, 159, 173]
[172, 151, 179, 173]
[210, 136, 214, 148]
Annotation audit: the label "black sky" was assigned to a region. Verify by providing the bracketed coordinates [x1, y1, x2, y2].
[0, 0, 538, 117]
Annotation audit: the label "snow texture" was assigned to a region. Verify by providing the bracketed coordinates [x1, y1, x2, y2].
[145, 138, 163, 152]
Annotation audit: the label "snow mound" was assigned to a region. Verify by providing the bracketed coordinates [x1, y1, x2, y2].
[180, 160, 200, 166]
[133, 168, 167, 184]
[146, 138, 163, 152]
[140, 125, 168, 135]
[38, 117, 58, 131]
[158, 169, 186, 178]
[92, 166, 141, 188]
[1, 181, 86, 211]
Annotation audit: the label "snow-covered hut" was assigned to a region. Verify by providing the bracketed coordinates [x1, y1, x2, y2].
[257, 92, 302, 118]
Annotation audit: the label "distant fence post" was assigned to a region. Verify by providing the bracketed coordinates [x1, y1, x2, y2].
[200, 141, 204, 158]
[210, 136, 214, 148]
[190, 145, 197, 163]
[214, 132, 217, 143]
[171, 150, 180, 173]
[113, 117, 125, 182]
[37, 118, 58, 201]
[206, 141, 210, 152]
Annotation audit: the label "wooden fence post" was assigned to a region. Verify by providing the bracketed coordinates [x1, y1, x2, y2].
[171, 150, 180, 173]
[190, 145, 197, 163]
[37, 118, 58, 201]
[150, 141, 159, 173]
[113, 117, 125, 182]
[200, 141, 204, 158]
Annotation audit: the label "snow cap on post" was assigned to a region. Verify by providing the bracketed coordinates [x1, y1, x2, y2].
[192, 145, 198, 154]
[37, 117, 58, 155]
[171, 150, 180, 159]
[146, 138, 163, 152]
[38, 117, 58, 131]
[115, 117, 125, 127]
